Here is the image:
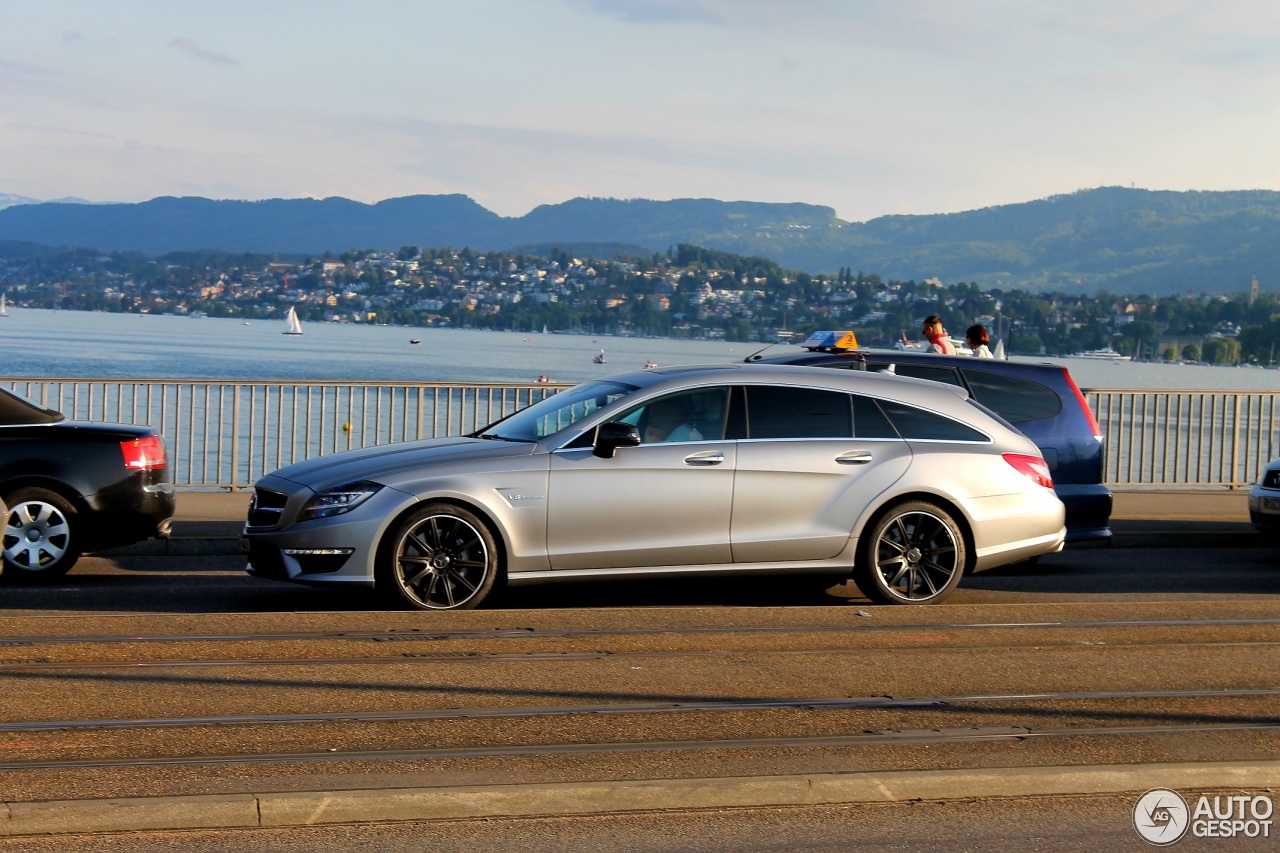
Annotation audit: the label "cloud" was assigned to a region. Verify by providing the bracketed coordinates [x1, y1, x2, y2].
[62, 31, 83, 43]
[168, 38, 239, 67]
[0, 57, 59, 87]
[569, 0, 728, 25]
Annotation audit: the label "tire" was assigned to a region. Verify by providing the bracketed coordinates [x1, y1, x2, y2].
[2, 488, 82, 582]
[377, 503, 500, 610]
[853, 501, 966, 605]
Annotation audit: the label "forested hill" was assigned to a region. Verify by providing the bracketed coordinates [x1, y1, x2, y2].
[0, 187, 1275, 295]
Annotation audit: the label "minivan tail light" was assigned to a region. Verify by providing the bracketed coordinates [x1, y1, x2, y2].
[1004, 453, 1054, 489]
[121, 435, 166, 470]
[1061, 368, 1103, 442]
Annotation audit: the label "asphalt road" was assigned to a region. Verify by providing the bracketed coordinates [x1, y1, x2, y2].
[0, 541, 1276, 846]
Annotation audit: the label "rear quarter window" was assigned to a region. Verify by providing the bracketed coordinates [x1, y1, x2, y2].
[876, 400, 989, 442]
[959, 369, 1060, 423]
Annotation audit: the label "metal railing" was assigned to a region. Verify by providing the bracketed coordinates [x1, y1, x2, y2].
[4, 378, 1277, 491]
[3, 378, 563, 490]
[1086, 389, 1279, 489]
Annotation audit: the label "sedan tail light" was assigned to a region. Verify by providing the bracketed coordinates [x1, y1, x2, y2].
[1004, 453, 1054, 489]
[121, 435, 167, 470]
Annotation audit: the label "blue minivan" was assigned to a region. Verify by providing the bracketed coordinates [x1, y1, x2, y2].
[747, 336, 1112, 542]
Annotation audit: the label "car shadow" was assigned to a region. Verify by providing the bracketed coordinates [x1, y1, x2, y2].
[1, 548, 1276, 615]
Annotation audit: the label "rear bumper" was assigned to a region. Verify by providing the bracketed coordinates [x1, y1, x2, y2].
[83, 482, 177, 549]
[1057, 484, 1113, 542]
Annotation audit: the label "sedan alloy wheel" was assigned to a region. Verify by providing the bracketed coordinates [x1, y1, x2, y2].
[2, 488, 82, 581]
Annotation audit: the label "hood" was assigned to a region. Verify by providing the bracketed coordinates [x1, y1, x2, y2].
[266, 436, 538, 491]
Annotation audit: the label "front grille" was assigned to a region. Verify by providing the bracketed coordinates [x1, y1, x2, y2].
[247, 488, 289, 528]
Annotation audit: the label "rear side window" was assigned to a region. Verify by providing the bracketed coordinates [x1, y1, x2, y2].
[745, 386, 852, 438]
[876, 400, 989, 442]
[959, 369, 1060, 423]
[867, 362, 964, 388]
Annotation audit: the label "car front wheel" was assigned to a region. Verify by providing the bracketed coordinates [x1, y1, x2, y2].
[2, 488, 82, 582]
[378, 504, 500, 610]
[854, 501, 966, 605]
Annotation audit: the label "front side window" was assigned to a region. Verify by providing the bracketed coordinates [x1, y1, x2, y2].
[613, 387, 730, 444]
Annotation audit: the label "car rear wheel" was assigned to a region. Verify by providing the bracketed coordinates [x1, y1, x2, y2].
[854, 501, 966, 605]
[2, 488, 82, 582]
[378, 504, 500, 610]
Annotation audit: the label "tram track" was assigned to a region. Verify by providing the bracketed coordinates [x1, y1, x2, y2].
[4, 721, 1278, 772]
[0, 639, 1277, 672]
[1, 616, 1277, 647]
[2, 686, 1276, 734]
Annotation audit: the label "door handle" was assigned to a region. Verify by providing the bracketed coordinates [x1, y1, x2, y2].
[684, 451, 725, 466]
[836, 450, 873, 465]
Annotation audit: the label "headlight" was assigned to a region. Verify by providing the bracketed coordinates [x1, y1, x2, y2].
[298, 482, 382, 521]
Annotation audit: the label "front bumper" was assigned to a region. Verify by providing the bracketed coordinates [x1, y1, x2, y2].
[1248, 488, 1280, 534]
[241, 483, 411, 586]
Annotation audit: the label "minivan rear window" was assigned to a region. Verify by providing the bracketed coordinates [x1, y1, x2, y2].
[959, 369, 1060, 423]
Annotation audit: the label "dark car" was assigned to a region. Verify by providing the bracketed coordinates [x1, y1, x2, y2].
[746, 333, 1111, 542]
[0, 387, 176, 580]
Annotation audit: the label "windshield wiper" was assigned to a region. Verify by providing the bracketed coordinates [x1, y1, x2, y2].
[478, 433, 533, 442]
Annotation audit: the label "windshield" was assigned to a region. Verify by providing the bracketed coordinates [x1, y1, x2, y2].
[478, 381, 639, 441]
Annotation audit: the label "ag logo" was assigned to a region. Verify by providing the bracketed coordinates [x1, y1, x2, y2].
[1134, 788, 1190, 845]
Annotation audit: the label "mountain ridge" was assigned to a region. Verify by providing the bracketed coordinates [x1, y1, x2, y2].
[0, 187, 1275, 295]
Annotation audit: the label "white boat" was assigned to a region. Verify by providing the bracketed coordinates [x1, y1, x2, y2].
[1071, 347, 1130, 361]
[282, 306, 303, 336]
[0, 293, 7, 317]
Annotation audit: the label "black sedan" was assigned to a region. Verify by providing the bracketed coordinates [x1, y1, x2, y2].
[1, 387, 176, 581]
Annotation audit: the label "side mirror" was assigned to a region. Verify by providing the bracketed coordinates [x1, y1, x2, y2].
[593, 422, 641, 458]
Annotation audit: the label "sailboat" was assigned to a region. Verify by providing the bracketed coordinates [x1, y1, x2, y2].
[0, 293, 7, 317]
[282, 306, 303, 335]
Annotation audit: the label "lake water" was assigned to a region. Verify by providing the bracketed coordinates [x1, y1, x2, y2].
[1, 308, 1278, 392]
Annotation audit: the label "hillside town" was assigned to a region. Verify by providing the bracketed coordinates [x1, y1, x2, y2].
[1, 243, 1277, 363]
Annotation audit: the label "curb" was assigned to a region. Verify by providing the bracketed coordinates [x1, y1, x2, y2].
[3, 761, 1277, 837]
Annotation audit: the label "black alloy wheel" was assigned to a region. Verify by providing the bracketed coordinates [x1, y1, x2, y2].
[854, 501, 966, 605]
[379, 504, 500, 610]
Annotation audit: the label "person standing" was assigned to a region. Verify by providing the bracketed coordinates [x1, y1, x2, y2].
[921, 315, 956, 355]
[966, 324, 993, 358]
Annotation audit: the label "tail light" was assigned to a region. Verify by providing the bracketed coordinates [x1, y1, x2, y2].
[121, 435, 167, 470]
[1061, 368, 1103, 442]
[1004, 453, 1054, 489]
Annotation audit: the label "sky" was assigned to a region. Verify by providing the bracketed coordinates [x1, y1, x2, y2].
[1, 0, 1277, 222]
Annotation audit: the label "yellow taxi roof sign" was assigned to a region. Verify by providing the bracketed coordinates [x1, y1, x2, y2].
[801, 330, 859, 351]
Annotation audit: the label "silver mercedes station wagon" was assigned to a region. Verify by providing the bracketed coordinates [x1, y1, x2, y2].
[242, 364, 1065, 609]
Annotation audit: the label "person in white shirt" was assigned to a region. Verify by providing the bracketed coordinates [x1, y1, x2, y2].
[966, 324, 993, 358]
